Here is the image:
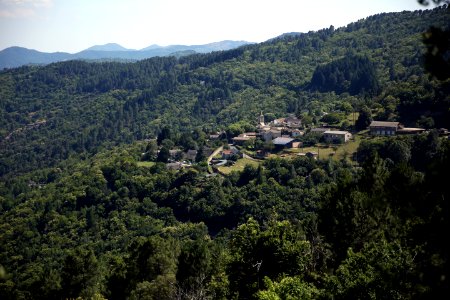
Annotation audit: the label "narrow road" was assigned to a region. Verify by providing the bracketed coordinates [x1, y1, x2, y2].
[207, 146, 223, 164]
[207, 146, 223, 173]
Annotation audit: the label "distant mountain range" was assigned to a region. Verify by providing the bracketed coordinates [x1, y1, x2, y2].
[85, 43, 131, 52]
[0, 40, 251, 69]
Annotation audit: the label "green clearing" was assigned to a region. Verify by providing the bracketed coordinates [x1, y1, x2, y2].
[136, 161, 156, 168]
[218, 157, 261, 174]
[291, 134, 363, 161]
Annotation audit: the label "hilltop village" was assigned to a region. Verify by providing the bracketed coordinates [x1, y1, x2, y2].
[141, 111, 442, 173]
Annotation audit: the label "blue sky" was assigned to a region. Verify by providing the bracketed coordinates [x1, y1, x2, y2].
[0, 0, 426, 53]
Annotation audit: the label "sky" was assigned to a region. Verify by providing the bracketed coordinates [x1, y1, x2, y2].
[0, 0, 426, 53]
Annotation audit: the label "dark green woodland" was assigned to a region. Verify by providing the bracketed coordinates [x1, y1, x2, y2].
[0, 6, 449, 299]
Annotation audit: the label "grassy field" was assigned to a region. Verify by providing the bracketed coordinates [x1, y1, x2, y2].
[136, 161, 156, 168]
[289, 134, 363, 161]
[217, 157, 261, 174]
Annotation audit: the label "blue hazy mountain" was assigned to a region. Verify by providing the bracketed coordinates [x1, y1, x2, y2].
[0, 40, 252, 69]
[85, 43, 133, 52]
[0, 46, 71, 69]
[139, 40, 250, 53]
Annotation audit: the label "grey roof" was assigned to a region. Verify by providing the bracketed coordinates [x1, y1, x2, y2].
[272, 137, 294, 145]
[370, 121, 399, 128]
[324, 130, 350, 135]
[311, 127, 329, 132]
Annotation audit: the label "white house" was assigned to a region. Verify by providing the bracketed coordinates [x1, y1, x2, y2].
[323, 130, 352, 143]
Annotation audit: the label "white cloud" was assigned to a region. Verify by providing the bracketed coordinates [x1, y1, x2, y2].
[0, 0, 52, 8]
[0, 7, 34, 17]
[0, 0, 51, 18]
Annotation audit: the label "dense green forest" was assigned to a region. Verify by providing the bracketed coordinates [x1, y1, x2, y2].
[1, 132, 449, 299]
[1, 5, 449, 300]
[1, 7, 449, 177]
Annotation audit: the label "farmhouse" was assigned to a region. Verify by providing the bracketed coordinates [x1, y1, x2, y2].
[272, 137, 297, 149]
[323, 130, 352, 143]
[232, 133, 256, 145]
[262, 129, 282, 142]
[369, 121, 399, 136]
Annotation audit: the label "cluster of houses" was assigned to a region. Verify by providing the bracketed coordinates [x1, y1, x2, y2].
[156, 115, 436, 170]
[164, 148, 217, 170]
[164, 149, 198, 170]
[228, 113, 434, 154]
[231, 113, 306, 147]
[231, 112, 354, 149]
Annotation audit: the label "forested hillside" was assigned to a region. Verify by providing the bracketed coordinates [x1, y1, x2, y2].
[1, 127, 449, 299]
[1, 7, 448, 177]
[0, 6, 449, 300]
